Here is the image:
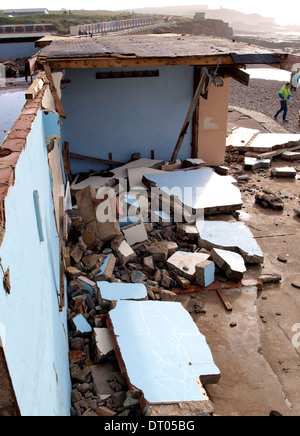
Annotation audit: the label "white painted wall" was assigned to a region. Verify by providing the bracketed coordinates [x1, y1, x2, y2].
[0, 110, 71, 416]
[61, 66, 194, 173]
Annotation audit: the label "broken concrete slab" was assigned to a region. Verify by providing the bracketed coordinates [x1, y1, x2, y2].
[114, 239, 136, 265]
[127, 167, 165, 191]
[75, 185, 97, 225]
[73, 314, 93, 333]
[122, 221, 148, 246]
[94, 328, 114, 360]
[176, 223, 198, 241]
[107, 300, 220, 405]
[167, 251, 210, 282]
[282, 151, 300, 161]
[196, 260, 215, 288]
[211, 248, 246, 280]
[81, 227, 103, 251]
[182, 158, 206, 168]
[259, 255, 282, 284]
[97, 282, 147, 301]
[144, 168, 243, 218]
[90, 362, 120, 395]
[255, 193, 284, 211]
[146, 241, 178, 262]
[75, 185, 122, 242]
[196, 220, 264, 264]
[71, 175, 116, 191]
[112, 158, 165, 180]
[226, 127, 260, 151]
[248, 133, 300, 153]
[271, 167, 297, 178]
[244, 157, 271, 170]
[93, 253, 116, 282]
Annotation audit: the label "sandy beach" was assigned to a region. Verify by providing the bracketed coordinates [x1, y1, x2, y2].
[229, 77, 300, 134]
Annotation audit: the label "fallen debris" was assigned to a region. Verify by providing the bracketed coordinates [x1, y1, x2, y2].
[196, 220, 264, 264]
[167, 251, 210, 282]
[97, 282, 147, 302]
[93, 328, 114, 360]
[282, 151, 300, 161]
[255, 193, 284, 211]
[244, 157, 271, 170]
[211, 248, 247, 280]
[196, 260, 216, 287]
[259, 255, 282, 284]
[65, 153, 274, 417]
[143, 168, 243, 218]
[271, 167, 297, 178]
[107, 300, 220, 406]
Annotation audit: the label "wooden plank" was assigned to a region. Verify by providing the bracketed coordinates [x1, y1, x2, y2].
[257, 143, 300, 159]
[46, 54, 235, 70]
[192, 67, 201, 158]
[216, 288, 233, 312]
[43, 63, 66, 119]
[70, 152, 125, 166]
[219, 66, 249, 86]
[170, 70, 207, 164]
[25, 72, 46, 100]
[62, 141, 72, 182]
[161, 163, 183, 172]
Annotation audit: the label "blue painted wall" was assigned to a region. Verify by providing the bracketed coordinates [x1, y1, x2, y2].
[61, 66, 194, 173]
[0, 42, 39, 61]
[0, 110, 71, 416]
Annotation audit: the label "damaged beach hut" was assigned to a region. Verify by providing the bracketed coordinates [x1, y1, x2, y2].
[0, 33, 295, 416]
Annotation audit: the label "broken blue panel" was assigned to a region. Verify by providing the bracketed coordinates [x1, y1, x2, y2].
[123, 194, 140, 208]
[203, 262, 215, 287]
[78, 279, 94, 297]
[196, 220, 263, 263]
[73, 314, 93, 333]
[99, 282, 147, 301]
[94, 254, 111, 280]
[119, 215, 140, 229]
[109, 300, 220, 404]
[33, 190, 44, 242]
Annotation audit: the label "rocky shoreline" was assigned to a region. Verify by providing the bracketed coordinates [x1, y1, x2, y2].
[229, 78, 300, 134]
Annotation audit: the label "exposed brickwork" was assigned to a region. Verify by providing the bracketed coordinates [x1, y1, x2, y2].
[0, 77, 47, 238]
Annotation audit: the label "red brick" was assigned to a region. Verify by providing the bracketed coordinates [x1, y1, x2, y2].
[20, 106, 39, 116]
[12, 115, 35, 132]
[0, 152, 21, 167]
[2, 138, 26, 152]
[6, 130, 29, 140]
[0, 167, 14, 186]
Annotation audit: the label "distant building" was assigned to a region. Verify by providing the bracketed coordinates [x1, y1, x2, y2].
[3, 9, 49, 16]
[194, 12, 206, 20]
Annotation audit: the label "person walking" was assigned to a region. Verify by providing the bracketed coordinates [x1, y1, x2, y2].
[274, 82, 291, 122]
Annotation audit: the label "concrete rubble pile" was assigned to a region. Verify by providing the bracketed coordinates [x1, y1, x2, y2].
[65, 157, 267, 417]
[225, 127, 300, 215]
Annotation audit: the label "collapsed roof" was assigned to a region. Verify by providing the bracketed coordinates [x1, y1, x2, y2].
[36, 34, 286, 70]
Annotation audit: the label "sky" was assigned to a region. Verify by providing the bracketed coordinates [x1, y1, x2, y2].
[2, 0, 300, 26]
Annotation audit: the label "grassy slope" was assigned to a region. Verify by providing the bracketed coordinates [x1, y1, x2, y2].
[0, 10, 155, 35]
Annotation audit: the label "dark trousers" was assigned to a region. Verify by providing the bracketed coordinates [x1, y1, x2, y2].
[275, 100, 288, 120]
